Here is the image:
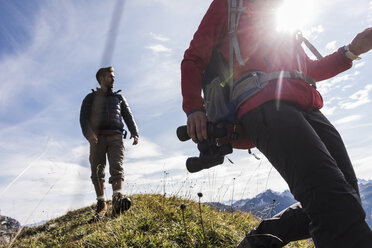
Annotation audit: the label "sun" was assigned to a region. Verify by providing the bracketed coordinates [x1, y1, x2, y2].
[275, 0, 316, 33]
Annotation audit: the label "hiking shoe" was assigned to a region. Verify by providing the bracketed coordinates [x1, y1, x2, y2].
[91, 200, 107, 222]
[112, 193, 131, 216]
[237, 233, 284, 248]
[237, 233, 259, 248]
[237, 235, 255, 248]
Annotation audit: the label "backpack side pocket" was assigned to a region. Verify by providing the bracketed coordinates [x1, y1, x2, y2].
[204, 77, 231, 123]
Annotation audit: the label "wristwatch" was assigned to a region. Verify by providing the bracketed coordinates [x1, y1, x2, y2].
[343, 45, 361, 60]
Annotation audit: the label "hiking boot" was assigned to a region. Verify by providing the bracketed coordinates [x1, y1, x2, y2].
[237, 236, 255, 248]
[237, 233, 284, 248]
[112, 193, 131, 216]
[91, 200, 107, 222]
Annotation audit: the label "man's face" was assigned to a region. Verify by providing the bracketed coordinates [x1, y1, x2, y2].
[100, 71, 115, 89]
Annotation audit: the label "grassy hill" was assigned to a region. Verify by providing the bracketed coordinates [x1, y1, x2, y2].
[9, 194, 314, 248]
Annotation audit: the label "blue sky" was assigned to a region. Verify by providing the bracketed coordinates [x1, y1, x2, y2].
[0, 0, 372, 225]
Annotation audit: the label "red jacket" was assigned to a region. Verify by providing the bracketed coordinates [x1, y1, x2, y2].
[181, 0, 353, 118]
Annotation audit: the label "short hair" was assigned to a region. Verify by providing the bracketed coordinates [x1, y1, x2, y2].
[96, 67, 114, 84]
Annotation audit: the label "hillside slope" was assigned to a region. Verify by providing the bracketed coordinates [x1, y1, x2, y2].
[9, 194, 314, 248]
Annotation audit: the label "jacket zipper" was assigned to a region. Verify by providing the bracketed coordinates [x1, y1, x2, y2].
[107, 97, 110, 122]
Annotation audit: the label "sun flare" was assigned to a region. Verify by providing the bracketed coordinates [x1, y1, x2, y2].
[275, 0, 316, 33]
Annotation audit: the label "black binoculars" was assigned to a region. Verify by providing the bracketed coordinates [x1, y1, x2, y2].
[176, 123, 233, 173]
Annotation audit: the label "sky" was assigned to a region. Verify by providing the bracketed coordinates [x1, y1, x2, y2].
[0, 0, 372, 226]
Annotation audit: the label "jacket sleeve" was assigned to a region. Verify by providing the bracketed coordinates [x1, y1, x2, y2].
[181, 0, 227, 115]
[120, 95, 139, 136]
[80, 93, 94, 140]
[303, 47, 353, 82]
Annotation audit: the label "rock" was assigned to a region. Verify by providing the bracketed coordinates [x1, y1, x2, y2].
[0, 215, 21, 245]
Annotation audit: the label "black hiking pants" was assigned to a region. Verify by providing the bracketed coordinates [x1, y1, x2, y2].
[239, 100, 372, 248]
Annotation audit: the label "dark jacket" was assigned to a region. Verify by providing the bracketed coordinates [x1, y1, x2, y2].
[80, 88, 138, 140]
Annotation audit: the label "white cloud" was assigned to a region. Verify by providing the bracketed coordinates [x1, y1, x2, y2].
[355, 61, 366, 69]
[125, 137, 162, 159]
[321, 105, 337, 116]
[354, 155, 372, 178]
[124, 152, 288, 203]
[317, 73, 355, 95]
[125, 155, 187, 181]
[342, 85, 353, 91]
[150, 32, 169, 42]
[349, 143, 372, 180]
[339, 84, 372, 109]
[126, 56, 181, 118]
[334, 115, 362, 125]
[146, 44, 172, 54]
[326, 40, 337, 50]
[0, 133, 171, 224]
[0, 1, 108, 112]
[303, 25, 324, 39]
[331, 74, 352, 84]
[71, 144, 89, 162]
[0, 158, 93, 225]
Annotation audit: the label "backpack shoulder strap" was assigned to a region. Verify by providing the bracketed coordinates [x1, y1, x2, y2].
[227, 0, 245, 68]
[297, 31, 323, 60]
[227, 0, 246, 90]
[114, 89, 122, 94]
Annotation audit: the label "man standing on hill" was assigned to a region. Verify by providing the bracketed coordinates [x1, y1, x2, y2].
[181, 0, 372, 247]
[80, 66, 139, 220]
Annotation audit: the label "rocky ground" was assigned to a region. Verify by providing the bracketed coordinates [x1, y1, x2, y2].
[0, 215, 21, 245]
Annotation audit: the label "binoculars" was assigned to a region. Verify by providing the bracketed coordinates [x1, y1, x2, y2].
[176, 123, 232, 173]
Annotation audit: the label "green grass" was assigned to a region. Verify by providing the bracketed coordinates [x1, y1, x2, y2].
[9, 194, 314, 248]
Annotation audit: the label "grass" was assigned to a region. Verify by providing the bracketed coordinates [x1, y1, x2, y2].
[8, 194, 314, 248]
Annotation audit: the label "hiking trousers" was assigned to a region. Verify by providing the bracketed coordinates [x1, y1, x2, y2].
[89, 134, 125, 185]
[239, 100, 372, 248]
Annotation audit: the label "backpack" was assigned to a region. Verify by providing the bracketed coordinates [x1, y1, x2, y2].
[202, 0, 323, 149]
[202, 0, 245, 123]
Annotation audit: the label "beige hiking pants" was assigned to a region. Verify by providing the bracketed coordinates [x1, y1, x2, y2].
[89, 134, 125, 185]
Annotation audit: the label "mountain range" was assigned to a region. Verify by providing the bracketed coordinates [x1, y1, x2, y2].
[209, 179, 372, 228]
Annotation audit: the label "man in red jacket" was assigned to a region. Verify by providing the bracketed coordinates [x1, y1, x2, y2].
[181, 0, 372, 247]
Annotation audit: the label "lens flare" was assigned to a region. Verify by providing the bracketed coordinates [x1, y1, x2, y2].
[275, 0, 316, 32]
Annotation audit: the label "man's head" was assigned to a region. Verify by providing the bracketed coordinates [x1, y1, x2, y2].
[96, 67, 115, 91]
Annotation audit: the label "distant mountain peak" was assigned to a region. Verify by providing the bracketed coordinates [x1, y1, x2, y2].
[209, 180, 372, 230]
